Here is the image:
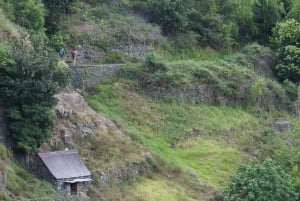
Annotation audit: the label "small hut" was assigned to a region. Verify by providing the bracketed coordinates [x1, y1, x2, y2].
[33, 150, 92, 195]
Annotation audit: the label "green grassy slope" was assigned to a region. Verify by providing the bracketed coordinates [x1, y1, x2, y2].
[84, 53, 300, 200]
[0, 144, 61, 201]
[83, 79, 274, 200]
[0, 1, 299, 200]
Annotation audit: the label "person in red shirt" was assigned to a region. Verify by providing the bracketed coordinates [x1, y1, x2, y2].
[71, 49, 78, 66]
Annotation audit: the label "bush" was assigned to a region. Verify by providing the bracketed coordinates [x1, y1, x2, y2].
[275, 45, 300, 82]
[287, 0, 300, 22]
[271, 19, 300, 82]
[0, 144, 11, 160]
[223, 158, 298, 201]
[147, 0, 191, 34]
[10, 0, 45, 30]
[48, 33, 67, 50]
[143, 50, 168, 73]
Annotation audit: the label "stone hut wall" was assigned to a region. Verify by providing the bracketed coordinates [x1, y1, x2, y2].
[57, 176, 91, 195]
[31, 156, 57, 186]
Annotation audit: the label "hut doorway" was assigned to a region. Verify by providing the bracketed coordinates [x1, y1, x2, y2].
[70, 183, 78, 194]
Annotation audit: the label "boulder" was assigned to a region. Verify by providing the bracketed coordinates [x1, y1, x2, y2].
[274, 121, 291, 132]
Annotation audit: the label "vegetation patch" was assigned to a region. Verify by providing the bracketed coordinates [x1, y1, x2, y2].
[128, 178, 198, 201]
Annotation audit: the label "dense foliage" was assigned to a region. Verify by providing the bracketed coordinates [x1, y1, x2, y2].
[145, 0, 299, 47]
[1, 0, 45, 31]
[146, 0, 237, 47]
[223, 158, 298, 201]
[42, 0, 74, 34]
[0, 40, 71, 153]
[0, 0, 299, 199]
[271, 19, 300, 83]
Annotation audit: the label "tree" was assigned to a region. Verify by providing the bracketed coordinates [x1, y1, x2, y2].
[287, 0, 300, 22]
[252, 0, 284, 44]
[42, 0, 74, 34]
[146, 0, 237, 48]
[146, 0, 191, 34]
[0, 39, 71, 153]
[271, 19, 300, 82]
[223, 158, 298, 201]
[10, 0, 45, 30]
[227, 0, 256, 43]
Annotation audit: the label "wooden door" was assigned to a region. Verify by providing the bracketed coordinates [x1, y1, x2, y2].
[70, 183, 78, 194]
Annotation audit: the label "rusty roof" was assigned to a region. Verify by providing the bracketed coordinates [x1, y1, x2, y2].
[38, 150, 91, 179]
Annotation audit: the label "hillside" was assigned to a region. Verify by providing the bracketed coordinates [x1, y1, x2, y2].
[0, 1, 299, 201]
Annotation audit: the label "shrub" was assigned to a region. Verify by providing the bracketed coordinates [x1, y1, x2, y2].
[275, 45, 300, 82]
[223, 158, 298, 201]
[48, 33, 66, 50]
[10, 0, 45, 30]
[271, 19, 300, 82]
[282, 79, 299, 100]
[143, 50, 168, 73]
[225, 43, 274, 69]
[0, 144, 11, 160]
[146, 0, 191, 34]
[287, 0, 300, 22]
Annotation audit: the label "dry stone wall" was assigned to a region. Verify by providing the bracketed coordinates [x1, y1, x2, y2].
[71, 64, 122, 89]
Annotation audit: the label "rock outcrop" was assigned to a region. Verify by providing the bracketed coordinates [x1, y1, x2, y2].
[51, 91, 123, 149]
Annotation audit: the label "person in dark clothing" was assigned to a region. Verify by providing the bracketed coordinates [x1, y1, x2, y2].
[59, 48, 66, 60]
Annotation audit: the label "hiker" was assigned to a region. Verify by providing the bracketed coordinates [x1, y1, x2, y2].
[71, 48, 78, 66]
[59, 48, 66, 60]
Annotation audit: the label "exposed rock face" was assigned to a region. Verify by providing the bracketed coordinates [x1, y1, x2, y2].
[111, 44, 149, 61]
[51, 91, 123, 149]
[75, 45, 106, 64]
[67, 43, 149, 65]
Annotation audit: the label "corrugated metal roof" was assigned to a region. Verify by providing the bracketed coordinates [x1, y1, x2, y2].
[38, 150, 91, 179]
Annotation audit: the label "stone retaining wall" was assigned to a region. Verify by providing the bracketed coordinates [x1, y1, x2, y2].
[96, 161, 150, 189]
[71, 64, 122, 89]
[144, 84, 228, 105]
